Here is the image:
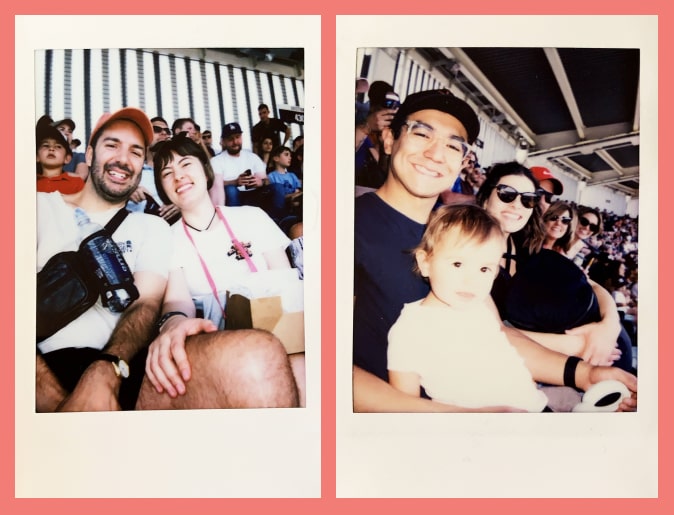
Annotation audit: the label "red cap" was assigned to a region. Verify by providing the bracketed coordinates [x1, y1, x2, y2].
[89, 107, 154, 148]
[530, 166, 563, 195]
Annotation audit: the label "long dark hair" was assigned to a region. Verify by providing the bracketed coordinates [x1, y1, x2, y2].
[153, 135, 214, 205]
[476, 161, 546, 255]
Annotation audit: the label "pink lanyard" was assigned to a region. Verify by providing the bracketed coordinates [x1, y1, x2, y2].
[182, 206, 257, 318]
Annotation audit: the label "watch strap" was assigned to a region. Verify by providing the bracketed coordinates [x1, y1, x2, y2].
[94, 353, 129, 379]
[157, 311, 188, 332]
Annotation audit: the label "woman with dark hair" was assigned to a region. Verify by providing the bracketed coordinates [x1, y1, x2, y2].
[145, 136, 305, 406]
[476, 162, 625, 370]
[542, 201, 576, 253]
[256, 136, 274, 171]
[566, 205, 603, 270]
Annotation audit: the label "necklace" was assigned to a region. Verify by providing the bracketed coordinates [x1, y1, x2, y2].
[183, 208, 217, 232]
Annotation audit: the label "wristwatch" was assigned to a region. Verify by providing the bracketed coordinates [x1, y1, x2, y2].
[156, 311, 188, 332]
[94, 353, 130, 379]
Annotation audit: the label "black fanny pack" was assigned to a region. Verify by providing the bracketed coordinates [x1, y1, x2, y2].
[36, 208, 135, 343]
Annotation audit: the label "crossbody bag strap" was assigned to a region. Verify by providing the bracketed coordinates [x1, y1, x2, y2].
[104, 208, 130, 235]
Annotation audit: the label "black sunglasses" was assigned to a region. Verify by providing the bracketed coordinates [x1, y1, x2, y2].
[538, 189, 555, 204]
[546, 214, 572, 225]
[494, 184, 540, 209]
[153, 125, 171, 135]
[579, 216, 599, 233]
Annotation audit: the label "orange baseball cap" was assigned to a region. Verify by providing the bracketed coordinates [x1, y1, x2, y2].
[89, 107, 154, 148]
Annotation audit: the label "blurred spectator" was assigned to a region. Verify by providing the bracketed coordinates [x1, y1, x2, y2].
[566, 206, 603, 271]
[268, 145, 302, 219]
[440, 151, 484, 204]
[355, 80, 398, 189]
[355, 77, 370, 122]
[292, 143, 304, 181]
[256, 136, 274, 170]
[251, 103, 291, 154]
[292, 135, 304, 152]
[52, 117, 89, 180]
[541, 201, 575, 253]
[209, 122, 273, 215]
[530, 166, 564, 213]
[126, 115, 181, 225]
[35, 119, 84, 194]
[202, 129, 217, 157]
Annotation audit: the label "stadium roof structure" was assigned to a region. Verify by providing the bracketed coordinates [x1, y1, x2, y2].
[415, 47, 640, 198]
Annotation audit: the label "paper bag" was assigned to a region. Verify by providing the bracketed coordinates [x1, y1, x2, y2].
[225, 269, 304, 354]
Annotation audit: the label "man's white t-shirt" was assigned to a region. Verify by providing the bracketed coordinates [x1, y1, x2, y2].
[210, 150, 266, 191]
[37, 192, 173, 354]
[388, 299, 548, 412]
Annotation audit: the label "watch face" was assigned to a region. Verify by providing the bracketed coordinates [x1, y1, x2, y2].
[118, 359, 130, 379]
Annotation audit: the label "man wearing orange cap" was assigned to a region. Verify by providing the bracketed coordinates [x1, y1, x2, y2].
[530, 165, 563, 213]
[36, 107, 173, 412]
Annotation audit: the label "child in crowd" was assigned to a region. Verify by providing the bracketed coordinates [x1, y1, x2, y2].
[35, 123, 85, 194]
[387, 203, 548, 412]
[268, 146, 302, 217]
[268, 146, 302, 196]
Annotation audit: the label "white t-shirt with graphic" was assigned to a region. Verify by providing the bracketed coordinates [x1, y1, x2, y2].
[37, 192, 172, 354]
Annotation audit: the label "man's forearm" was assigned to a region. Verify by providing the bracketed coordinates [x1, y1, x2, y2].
[103, 297, 162, 361]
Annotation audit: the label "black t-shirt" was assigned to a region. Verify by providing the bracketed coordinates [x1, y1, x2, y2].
[251, 118, 288, 148]
[494, 248, 601, 334]
[353, 192, 430, 381]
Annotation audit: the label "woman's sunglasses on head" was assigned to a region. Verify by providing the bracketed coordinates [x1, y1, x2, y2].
[494, 184, 540, 209]
[579, 216, 599, 233]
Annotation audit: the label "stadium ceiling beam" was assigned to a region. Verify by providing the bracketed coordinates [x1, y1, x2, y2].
[543, 48, 586, 140]
[443, 47, 536, 147]
[594, 148, 627, 177]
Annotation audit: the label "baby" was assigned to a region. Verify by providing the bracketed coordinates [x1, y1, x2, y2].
[387, 203, 548, 412]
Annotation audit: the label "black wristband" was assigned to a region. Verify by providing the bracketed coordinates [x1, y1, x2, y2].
[563, 356, 582, 389]
[156, 311, 188, 332]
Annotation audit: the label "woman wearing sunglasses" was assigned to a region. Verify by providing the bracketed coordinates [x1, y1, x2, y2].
[475, 162, 624, 371]
[566, 206, 603, 270]
[542, 201, 576, 253]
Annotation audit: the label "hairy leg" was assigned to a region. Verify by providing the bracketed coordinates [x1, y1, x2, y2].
[289, 352, 306, 408]
[136, 329, 299, 410]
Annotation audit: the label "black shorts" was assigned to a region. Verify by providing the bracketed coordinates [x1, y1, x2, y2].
[40, 346, 148, 410]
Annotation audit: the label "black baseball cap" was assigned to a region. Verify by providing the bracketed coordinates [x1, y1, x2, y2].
[221, 122, 243, 138]
[391, 89, 480, 144]
[36, 124, 73, 155]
